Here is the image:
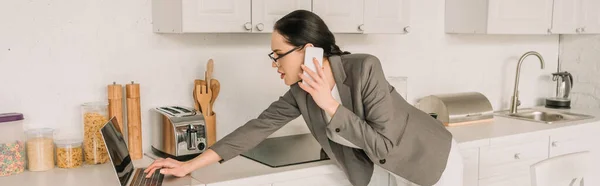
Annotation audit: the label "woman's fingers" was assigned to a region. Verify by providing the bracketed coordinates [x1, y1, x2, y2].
[301, 64, 322, 84]
[299, 73, 319, 90]
[160, 168, 187, 177]
[144, 158, 182, 178]
[144, 158, 164, 173]
[314, 58, 326, 80]
[298, 79, 315, 94]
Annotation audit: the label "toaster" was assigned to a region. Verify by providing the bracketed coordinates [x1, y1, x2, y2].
[151, 106, 207, 161]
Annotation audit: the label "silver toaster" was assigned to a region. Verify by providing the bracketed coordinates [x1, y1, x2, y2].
[151, 106, 207, 161]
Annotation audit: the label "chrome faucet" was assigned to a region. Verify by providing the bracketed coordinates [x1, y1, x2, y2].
[510, 51, 546, 114]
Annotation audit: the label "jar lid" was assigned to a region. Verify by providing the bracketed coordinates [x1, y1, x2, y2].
[55, 139, 83, 148]
[25, 128, 54, 137]
[0, 113, 24, 123]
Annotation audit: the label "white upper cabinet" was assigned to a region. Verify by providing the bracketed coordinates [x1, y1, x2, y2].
[446, 0, 600, 34]
[445, 0, 554, 34]
[251, 0, 312, 33]
[312, 0, 365, 33]
[551, 0, 600, 34]
[364, 0, 411, 34]
[153, 0, 410, 34]
[580, 0, 600, 34]
[313, 0, 410, 34]
[550, 0, 580, 34]
[182, 0, 252, 33]
[153, 0, 252, 33]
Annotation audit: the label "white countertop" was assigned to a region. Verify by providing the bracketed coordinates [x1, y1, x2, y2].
[2, 107, 599, 186]
[0, 156, 202, 186]
[446, 107, 600, 148]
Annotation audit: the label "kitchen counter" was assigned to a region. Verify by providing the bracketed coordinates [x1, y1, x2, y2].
[187, 107, 600, 186]
[0, 156, 202, 186]
[2, 107, 599, 186]
[447, 107, 600, 149]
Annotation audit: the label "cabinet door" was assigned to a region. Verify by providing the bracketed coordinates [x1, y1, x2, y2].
[251, 0, 312, 33]
[486, 0, 554, 34]
[363, 0, 410, 34]
[312, 0, 364, 33]
[549, 126, 600, 186]
[550, 0, 581, 34]
[182, 0, 251, 33]
[479, 137, 548, 185]
[461, 148, 479, 186]
[271, 171, 352, 186]
[580, 0, 600, 33]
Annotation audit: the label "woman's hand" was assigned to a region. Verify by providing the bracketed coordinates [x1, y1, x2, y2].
[298, 57, 340, 117]
[144, 158, 190, 178]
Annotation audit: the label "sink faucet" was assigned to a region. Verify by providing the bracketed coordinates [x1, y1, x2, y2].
[510, 51, 546, 114]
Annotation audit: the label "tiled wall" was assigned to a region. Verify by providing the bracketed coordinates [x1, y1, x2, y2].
[559, 35, 600, 109]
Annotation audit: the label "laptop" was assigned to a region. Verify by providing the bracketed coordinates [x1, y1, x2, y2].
[100, 117, 165, 186]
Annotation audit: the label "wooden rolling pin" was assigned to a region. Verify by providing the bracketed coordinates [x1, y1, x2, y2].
[108, 82, 124, 133]
[126, 81, 143, 160]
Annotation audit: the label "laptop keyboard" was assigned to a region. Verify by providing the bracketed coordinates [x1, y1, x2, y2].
[131, 168, 164, 186]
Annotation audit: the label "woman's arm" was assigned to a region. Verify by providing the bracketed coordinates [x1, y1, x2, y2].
[325, 55, 400, 160]
[300, 55, 402, 160]
[144, 89, 302, 177]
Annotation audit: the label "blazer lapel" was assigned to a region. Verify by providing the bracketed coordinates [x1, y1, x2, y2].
[329, 55, 353, 110]
[306, 94, 335, 157]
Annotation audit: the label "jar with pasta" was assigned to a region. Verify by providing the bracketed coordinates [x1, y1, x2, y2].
[25, 128, 55, 171]
[82, 102, 110, 165]
[55, 139, 83, 168]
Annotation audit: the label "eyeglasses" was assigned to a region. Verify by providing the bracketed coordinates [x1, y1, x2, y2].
[269, 46, 302, 67]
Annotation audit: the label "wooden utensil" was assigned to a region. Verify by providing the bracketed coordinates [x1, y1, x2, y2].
[210, 79, 220, 113]
[193, 80, 206, 112]
[126, 81, 143, 160]
[108, 82, 124, 133]
[205, 59, 214, 115]
[195, 84, 212, 117]
[206, 59, 214, 89]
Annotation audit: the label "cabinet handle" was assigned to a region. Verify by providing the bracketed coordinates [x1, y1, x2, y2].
[256, 23, 264, 31]
[514, 153, 521, 160]
[244, 22, 252, 31]
[358, 24, 365, 31]
[547, 28, 552, 34]
[552, 141, 559, 147]
[404, 26, 411, 33]
[576, 28, 582, 33]
[581, 27, 586, 33]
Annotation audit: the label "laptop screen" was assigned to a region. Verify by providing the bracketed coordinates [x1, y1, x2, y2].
[101, 117, 135, 186]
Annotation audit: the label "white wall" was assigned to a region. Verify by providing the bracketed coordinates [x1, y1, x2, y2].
[559, 35, 600, 108]
[0, 0, 560, 151]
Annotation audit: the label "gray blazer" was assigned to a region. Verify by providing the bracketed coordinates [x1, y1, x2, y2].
[209, 54, 453, 186]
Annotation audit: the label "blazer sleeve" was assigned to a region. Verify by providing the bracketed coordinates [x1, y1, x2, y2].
[208, 89, 301, 163]
[326, 55, 400, 160]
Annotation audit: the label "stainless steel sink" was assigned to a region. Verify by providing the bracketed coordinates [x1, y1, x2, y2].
[496, 109, 594, 124]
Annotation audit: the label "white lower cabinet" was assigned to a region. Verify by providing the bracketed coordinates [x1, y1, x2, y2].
[478, 136, 549, 186]
[264, 122, 600, 186]
[460, 148, 479, 186]
[271, 171, 352, 186]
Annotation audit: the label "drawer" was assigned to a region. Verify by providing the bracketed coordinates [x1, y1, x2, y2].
[479, 137, 548, 179]
[271, 171, 352, 186]
[479, 174, 530, 186]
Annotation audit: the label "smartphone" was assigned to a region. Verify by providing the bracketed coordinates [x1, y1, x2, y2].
[303, 47, 324, 84]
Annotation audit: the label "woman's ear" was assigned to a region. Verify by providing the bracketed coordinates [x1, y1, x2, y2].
[302, 43, 314, 51]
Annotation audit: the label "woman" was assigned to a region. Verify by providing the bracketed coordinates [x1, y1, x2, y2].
[145, 10, 463, 186]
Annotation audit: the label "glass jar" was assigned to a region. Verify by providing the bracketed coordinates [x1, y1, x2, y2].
[82, 102, 110, 165]
[0, 113, 26, 176]
[55, 139, 83, 168]
[25, 128, 55, 171]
